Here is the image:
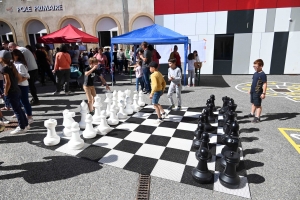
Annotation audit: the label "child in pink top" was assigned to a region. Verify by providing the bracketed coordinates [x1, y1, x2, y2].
[134, 60, 144, 92]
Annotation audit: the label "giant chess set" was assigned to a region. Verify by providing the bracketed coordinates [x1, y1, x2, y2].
[40, 90, 250, 198]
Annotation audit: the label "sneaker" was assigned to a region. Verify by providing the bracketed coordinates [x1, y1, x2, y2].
[10, 126, 27, 135]
[65, 91, 72, 95]
[28, 118, 33, 124]
[30, 99, 41, 106]
[168, 105, 175, 111]
[25, 125, 30, 130]
[176, 106, 181, 111]
[0, 117, 10, 124]
[156, 118, 163, 123]
[252, 117, 260, 123]
[53, 91, 61, 95]
[244, 113, 254, 118]
[11, 114, 16, 118]
[161, 113, 168, 119]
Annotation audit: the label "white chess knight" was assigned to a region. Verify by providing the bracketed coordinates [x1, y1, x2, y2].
[63, 110, 75, 137]
[68, 122, 84, 150]
[107, 107, 119, 125]
[138, 90, 146, 106]
[132, 94, 141, 112]
[43, 119, 60, 146]
[96, 110, 113, 135]
[92, 95, 102, 124]
[79, 100, 89, 129]
[82, 114, 97, 139]
[117, 100, 127, 119]
[124, 96, 133, 115]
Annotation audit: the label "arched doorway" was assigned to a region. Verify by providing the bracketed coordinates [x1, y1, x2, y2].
[26, 20, 47, 47]
[0, 21, 14, 44]
[96, 17, 119, 47]
[61, 18, 82, 30]
[131, 16, 154, 31]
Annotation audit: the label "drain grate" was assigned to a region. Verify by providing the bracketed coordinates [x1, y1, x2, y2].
[136, 174, 151, 200]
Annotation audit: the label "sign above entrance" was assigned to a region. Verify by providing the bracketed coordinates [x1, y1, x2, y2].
[17, 5, 63, 13]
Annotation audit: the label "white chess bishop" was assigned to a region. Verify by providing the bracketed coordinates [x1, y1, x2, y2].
[138, 90, 146, 106]
[124, 96, 133, 115]
[92, 95, 102, 124]
[82, 114, 97, 139]
[97, 110, 113, 135]
[132, 94, 141, 112]
[79, 100, 89, 129]
[68, 122, 84, 150]
[63, 110, 75, 137]
[44, 119, 60, 146]
[107, 107, 119, 125]
[117, 100, 127, 119]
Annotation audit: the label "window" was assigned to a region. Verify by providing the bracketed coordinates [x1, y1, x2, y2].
[214, 34, 234, 60]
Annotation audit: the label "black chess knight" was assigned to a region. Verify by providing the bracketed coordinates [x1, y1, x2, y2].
[192, 147, 213, 183]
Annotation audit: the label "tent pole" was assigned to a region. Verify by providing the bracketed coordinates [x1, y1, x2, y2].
[184, 42, 187, 86]
[111, 43, 114, 88]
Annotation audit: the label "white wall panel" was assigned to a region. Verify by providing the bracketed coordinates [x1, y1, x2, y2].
[215, 11, 227, 34]
[259, 32, 274, 74]
[196, 12, 208, 35]
[175, 13, 197, 35]
[207, 12, 216, 34]
[193, 35, 214, 74]
[163, 14, 175, 31]
[232, 33, 252, 74]
[253, 9, 267, 33]
[274, 8, 291, 32]
[284, 31, 300, 74]
[188, 35, 199, 41]
[249, 33, 262, 74]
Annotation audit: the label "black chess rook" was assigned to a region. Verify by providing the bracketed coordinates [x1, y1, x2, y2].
[192, 147, 213, 184]
[219, 151, 240, 189]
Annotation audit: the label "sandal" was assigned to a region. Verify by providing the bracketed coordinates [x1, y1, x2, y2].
[0, 107, 10, 111]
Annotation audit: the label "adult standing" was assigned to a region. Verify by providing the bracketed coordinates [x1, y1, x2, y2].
[169, 45, 182, 72]
[8, 42, 40, 106]
[52, 44, 71, 95]
[117, 48, 125, 75]
[93, 47, 108, 81]
[72, 45, 80, 65]
[148, 45, 161, 68]
[139, 42, 152, 94]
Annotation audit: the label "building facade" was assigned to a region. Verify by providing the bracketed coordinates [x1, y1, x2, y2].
[154, 0, 300, 74]
[0, 0, 154, 49]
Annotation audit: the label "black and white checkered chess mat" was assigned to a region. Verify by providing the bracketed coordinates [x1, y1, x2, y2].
[37, 105, 251, 198]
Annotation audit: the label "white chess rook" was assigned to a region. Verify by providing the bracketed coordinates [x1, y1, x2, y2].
[132, 94, 141, 112]
[92, 95, 102, 124]
[43, 119, 60, 146]
[138, 90, 146, 106]
[82, 114, 97, 139]
[97, 110, 113, 135]
[63, 110, 76, 137]
[68, 122, 84, 150]
[79, 100, 89, 129]
[117, 100, 127, 119]
[124, 96, 134, 115]
[107, 107, 119, 125]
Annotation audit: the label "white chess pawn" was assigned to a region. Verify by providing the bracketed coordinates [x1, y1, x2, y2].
[68, 122, 84, 150]
[117, 100, 128, 119]
[124, 96, 134, 115]
[82, 114, 97, 139]
[79, 100, 89, 129]
[118, 91, 125, 103]
[92, 95, 102, 124]
[43, 119, 60, 146]
[132, 94, 141, 112]
[107, 107, 119, 125]
[105, 98, 112, 117]
[63, 110, 75, 137]
[104, 92, 113, 103]
[138, 90, 146, 106]
[97, 110, 113, 135]
[111, 96, 119, 112]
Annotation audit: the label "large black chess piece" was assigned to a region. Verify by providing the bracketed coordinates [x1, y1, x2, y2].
[197, 114, 205, 125]
[192, 147, 213, 183]
[223, 111, 236, 135]
[220, 135, 240, 167]
[193, 123, 204, 149]
[202, 109, 212, 131]
[228, 98, 237, 112]
[196, 132, 212, 161]
[207, 103, 215, 123]
[210, 95, 216, 111]
[219, 96, 230, 114]
[219, 151, 240, 189]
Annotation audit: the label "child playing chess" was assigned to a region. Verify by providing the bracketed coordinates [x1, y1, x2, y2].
[84, 57, 110, 114]
[134, 59, 144, 92]
[167, 58, 182, 111]
[149, 61, 167, 123]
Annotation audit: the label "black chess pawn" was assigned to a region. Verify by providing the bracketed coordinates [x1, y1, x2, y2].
[210, 94, 216, 111]
[197, 114, 205, 124]
[193, 123, 204, 145]
[229, 121, 240, 137]
[196, 132, 212, 161]
[220, 135, 240, 167]
[207, 103, 215, 123]
[219, 151, 240, 189]
[203, 109, 212, 131]
[192, 147, 213, 184]
[219, 96, 230, 114]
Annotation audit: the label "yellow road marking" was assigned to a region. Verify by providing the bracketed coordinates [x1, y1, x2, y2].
[278, 128, 300, 154]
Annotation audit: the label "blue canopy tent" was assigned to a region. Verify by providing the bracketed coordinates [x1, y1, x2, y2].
[110, 24, 190, 85]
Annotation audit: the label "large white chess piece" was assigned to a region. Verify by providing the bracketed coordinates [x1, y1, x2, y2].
[107, 108, 119, 125]
[118, 91, 126, 103]
[117, 100, 127, 119]
[63, 110, 75, 137]
[82, 114, 97, 139]
[92, 95, 102, 124]
[79, 100, 89, 129]
[97, 110, 113, 135]
[105, 92, 113, 117]
[112, 90, 117, 99]
[104, 92, 113, 103]
[111, 96, 119, 112]
[124, 96, 133, 115]
[125, 89, 132, 104]
[68, 122, 84, 150]
[132, 94, 141, 112]
[138, 90, 146, 106]
[43, 119, 60, 146]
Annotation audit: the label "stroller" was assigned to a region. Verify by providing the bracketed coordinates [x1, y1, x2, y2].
[69, 64, 83, 91]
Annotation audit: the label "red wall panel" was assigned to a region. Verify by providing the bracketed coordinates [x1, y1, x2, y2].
[219, 0, 237, 11]
[174, 0, 189, 14]
[236, 0, 255, 10]
[203, 0, 219, 12]
[277, 0, 300, 8]
[188, 0, 204, 13]
[255, 0, 277, 9]
[154, 0, 175, 15]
